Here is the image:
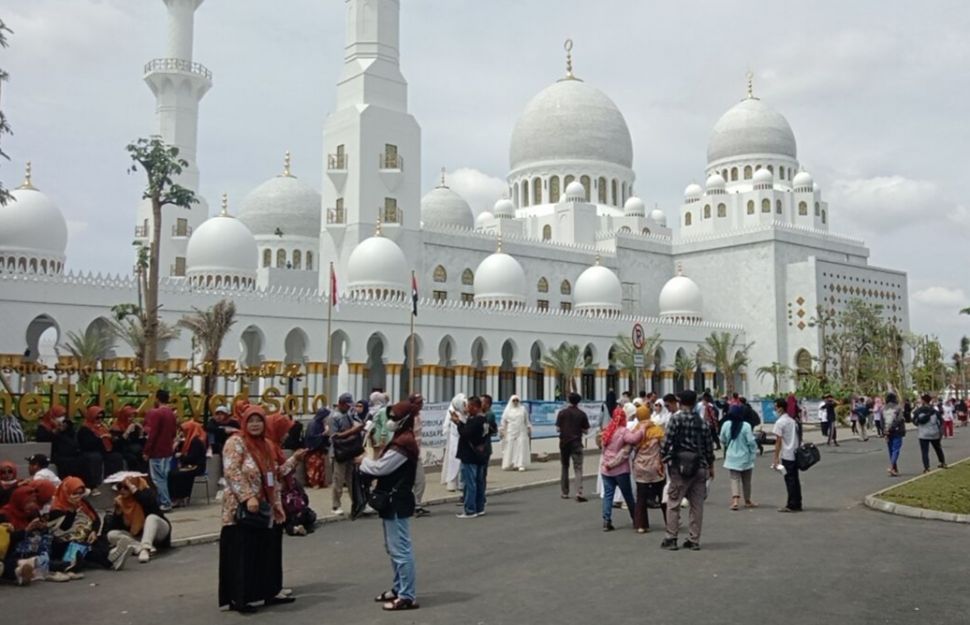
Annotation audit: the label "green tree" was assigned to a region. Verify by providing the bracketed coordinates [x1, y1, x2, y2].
[0, 19, 14, 206]
[959, 336, 969, 399]
[126, 136, 197, 369]
[541, 343, 584, 398]
[110, 315, 180, 368]
[63, 326, 116, 382]
[756, 361, 792, 396]
[697, 332, 753, 395]
[910, 334, 946, 394]
[611, 331, 662, 392]
[673, 351, 696, 388]
[178, 299, 237, 398]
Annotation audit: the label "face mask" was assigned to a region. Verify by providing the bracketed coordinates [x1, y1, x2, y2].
[386, 416, 410, 433]
[56, 417, 66, 424]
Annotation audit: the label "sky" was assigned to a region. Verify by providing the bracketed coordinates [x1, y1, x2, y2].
[2, 0, 969, 352]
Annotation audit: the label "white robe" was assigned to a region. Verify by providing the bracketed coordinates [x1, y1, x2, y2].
[440, 415, 460, 489]
[500, 406, 531, 469]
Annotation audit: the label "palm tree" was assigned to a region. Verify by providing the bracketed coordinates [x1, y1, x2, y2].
[63, 326, 116, 382]
[111, 315, 180, 369]
[611, 332, 662, 391]
[541, 343, 584, 398]
[673, 351, 695, 388]
[756, 361, 792, 396]
[178, 299, 237, 397]
[697, 331, 754, 395]
[960, 336, 969, 399]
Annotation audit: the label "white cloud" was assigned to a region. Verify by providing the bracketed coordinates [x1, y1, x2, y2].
[912, 286, 967, 308]
[446, 167, 507, 216]
[828, 176, 943, 233]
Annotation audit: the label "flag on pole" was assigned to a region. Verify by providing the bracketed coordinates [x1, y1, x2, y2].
[330, 263, 340, 312]
[411, 271, 418, 317]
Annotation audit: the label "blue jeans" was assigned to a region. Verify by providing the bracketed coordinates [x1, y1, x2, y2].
[601, 473, 635, 523]
[149, 457, 172, 509]
[382, 516, 416, 602]
[887, 436, 903, 469]
[460, 462, 486, 515]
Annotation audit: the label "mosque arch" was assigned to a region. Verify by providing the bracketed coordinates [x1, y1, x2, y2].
[798, 201, 808, 216]
[437, 335, 457, 400]
[717, 203, 726, 218]
[618, 226, 631, 233]
[239, 325, 265, 368]
[762, 199, 771, 213]
[580, 175, 591, 202]
[532, 177, 542, 205]
[611, 179, 618, 206]
[597, 176, 607, 203]
[284, 327, 309, 365]
[651, 347, 665, 395]
[292, 249, 302, 269]
[276, 249, 286, 268]
[365, 332, 388, 395]
[521, 180, 529, 207]
[564, 174, 575, 189]
[537, 276, 549, 293]
[262, 249, 271, 268]
[641, 227, 651, 235]
[821, 209, 827, 224]
[306, 251, 313, 270]
[794, 348, 812, 381]
[461, 268, 474, 286]
[542, 224, 552, 241]
[776, 200, 782, 214]
[767, 165, 774, 174]
[400, 333, 424, 399]
[743, 165, 753, 180]
[433, 265, 447, 283]
[621, 182, 628, 205]
[746, 200, 755, 215]
[499, 339, 517, 400]
[29, 259, 37, 272]
[84, 317, 117, 359]
[471, 337, 488, 397]
[730, 167, 738, 181]
[40, 260, 47, 273]
[560, 279, 571, 296]
[581, 343, 597, 400]
[528, 340, 545, 400]
[549, 175, 560, 203]
[815, 202, 820, 216]
[684, 212, 692, 226]
[25, 314, 60, 365]
[721, 169, 728, 181]
[703, 204, 711, 219]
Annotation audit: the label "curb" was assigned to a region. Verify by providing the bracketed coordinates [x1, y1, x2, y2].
[864, 456, 970, 524]
[170, 476, 562, 548]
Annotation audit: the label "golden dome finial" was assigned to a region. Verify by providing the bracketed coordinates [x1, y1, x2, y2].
[439, 166, 447, 187]
[282, 150, 293, 177]
[564, 38, 575, 80]
[375, 215, 383, 237]
[745, 71, 757, 100]
[496, 232, 503, 253]
[220, 192, 229, 216]
[595, 254, 601, 266]
[18, 161, 35, 190]
[676, 261, 683, 276]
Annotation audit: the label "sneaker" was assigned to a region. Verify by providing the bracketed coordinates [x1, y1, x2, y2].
[331, 508, 344, 515]
[938, 463, 948, 469]
[109, 535, 139, 570]
[518, 467, 526, 472]
[602, 521, 615, 532]
[636, 528, 648, 534]
[455, 513, 477, 519]
[138, 548, 151, 564]
[415, 507, 431, 517]
[476, 510, 486, 517]
[660, 538, 679, 551]
[682, 540, 701, 551]
[777, 507, 794, 513]
[575, 495, 588, 503]
[561, 494, 571, 499]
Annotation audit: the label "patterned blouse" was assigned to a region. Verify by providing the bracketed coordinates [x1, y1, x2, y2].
[220, 435, 298, 526]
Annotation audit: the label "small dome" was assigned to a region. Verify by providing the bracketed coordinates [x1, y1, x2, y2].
[649, 208, 667, 227]
[705, 173, 726, 192]
[624, 196, 645, 216]
[793, 170, 814, 191]
[510, 78, 633, 171]
[564, 180, 586, 202]
[659, 268, 703, 322]
[420, 185, 474, 229]
[346, 234, 409, 299]
[0, 174, 68, 271]
[493, 198, 515, 219]
[707, 96, 797, 164]
[753, 168, 773, 185]
[475, 211, 495, 228]
[238, 165, 322, 238]
[574, 262, 622, 315]
[684, 183, 703, 201]
[473, 250, 526, 308]
[186, 201, 258, 289]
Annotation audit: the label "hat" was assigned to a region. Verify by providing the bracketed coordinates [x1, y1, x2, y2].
[214, 405, 230, 414]
[26, 453, 50, 468]
[338, 392, 353, 404]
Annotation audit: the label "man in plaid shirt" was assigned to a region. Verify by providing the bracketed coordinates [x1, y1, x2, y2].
[660, 389, 715, 551]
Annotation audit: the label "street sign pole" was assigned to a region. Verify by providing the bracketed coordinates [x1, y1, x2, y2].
[632, 323, 645, 397]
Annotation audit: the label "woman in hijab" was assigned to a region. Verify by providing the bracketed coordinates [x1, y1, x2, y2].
[632, 403, 666, 533]
[500, 395, 531, 471]
[0, 484, 50, 585]
[218, 405, 305, 613]
[35, 405, 85, 482]
[719, 405, 758, 510]
[599, 403, 641, 531]
[605, 389, 618, 420]
[0, 460, 18, 506]
[104, 475, 171, 564]
[110, 405, 146, 472]
[168, 420, 208, 507]
[77, 405, 125, 487]
[48, 476, 126, 571]
[304, 407, 331, 488]
[440, 394, 466, 492]
[356, 401, 421, 611]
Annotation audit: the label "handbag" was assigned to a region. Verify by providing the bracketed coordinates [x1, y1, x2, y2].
[332, 433, 364, 462]
[234, 500, 273, 529]
[794, 442, 820, 471]
[674, 449, 701, 478]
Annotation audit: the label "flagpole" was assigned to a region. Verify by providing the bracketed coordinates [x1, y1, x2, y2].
[408, 270, 416, 397]
[326, 261, 334, 405]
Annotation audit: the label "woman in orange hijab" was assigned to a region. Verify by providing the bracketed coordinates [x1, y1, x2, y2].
[77, 405, 125, 485]
[104, 475, 171, 564]
[48, 476, 129, 571]
[168, 420, 208, 507]
[110, 405, 147, 472]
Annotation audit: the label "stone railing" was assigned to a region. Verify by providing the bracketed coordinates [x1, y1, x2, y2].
[144, 58, 213, 80]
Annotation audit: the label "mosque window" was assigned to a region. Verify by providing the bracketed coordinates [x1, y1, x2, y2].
[619, 226, 631, 233]
[788, 168, 793, 180]
[293, 250, 302, 269]
[513, 184, 519, 206]
[717, 203, 726, 217]
[730, 167, 738, 181]
[564, 174, 575, 188]
[537, 277, 549, 293]
[383, 144, 399, 169]
[306, 251, 313, 270]
[798, 201, 808, 216]
[598, 177, 607, 203]
[746, 200, 755, 215]
[560, 280, 572, 295]
[262, 249, 272, 268]
[542, 224, 552, 240]
[461, 268, 474, 285]
[611, 179, 618, 206]
[173, 257, 186, 277]
[175, 218, 189, 237]
[743, 166, 753, 180]
[642, 227, 651, 235]
[767, 165, 774, 174]
[433, 290, 447, 302]
[560, 301, 572, 312]
[815, 202, 820, 216]
[549, 176, 561, 203]
[522, 180, 529, 207]
[684, 212, 692, 226]
[580, 175, 591, 202]
[703, 204, 711, 219]
[276, 249, 286, 267]
[762, 199, 771, 213]
[721, 169, 728, 181]
[461, 292, 475, 303]
[821, 209, 827, 224]
[537, 299, 549, 311]
[776, 200, 782, 214]
[433, 265, 447, 283]
[533, 177, 543, 205]
[384, 197, 399, 223]
[621, 182, 627, 204]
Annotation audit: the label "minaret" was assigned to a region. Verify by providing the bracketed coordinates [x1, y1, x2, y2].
[135, 0, 212, 279]
[321, 0, 422, 291]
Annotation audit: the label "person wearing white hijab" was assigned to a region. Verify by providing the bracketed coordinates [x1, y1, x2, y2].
[500, 395, 531, 471]
[652, 398, 671, 428]
[440, 394, 466, 491]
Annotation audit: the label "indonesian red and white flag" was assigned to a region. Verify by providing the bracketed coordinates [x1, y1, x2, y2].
[330, 263, 340, 312]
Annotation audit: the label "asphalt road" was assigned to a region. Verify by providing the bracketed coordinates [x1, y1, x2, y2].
[3, 432, 969, 625]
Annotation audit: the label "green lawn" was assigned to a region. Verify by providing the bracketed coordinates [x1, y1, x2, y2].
[880, 459, 970, 515]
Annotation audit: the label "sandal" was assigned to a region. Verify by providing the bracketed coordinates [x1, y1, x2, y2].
[745, 501, 759, 508]
[375, 590, 398, 602]
[383, 598, 419, 611]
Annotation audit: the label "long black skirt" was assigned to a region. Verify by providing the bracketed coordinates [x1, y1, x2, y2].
[218, 524, 284, 609]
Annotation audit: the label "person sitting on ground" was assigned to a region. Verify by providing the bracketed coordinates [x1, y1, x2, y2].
[104, 475, 172, 564]
[206, 405, 240, 456]
[26, 453, 61, 487]
[0, 461, 19, 506]
[110, 405, 147, 472]
[35, 405, 85, 483]
[0, 484, 53, 585]
[48, 476, 131, 571]
[168, 420, 208, 508]
[78, 405, 125, 488]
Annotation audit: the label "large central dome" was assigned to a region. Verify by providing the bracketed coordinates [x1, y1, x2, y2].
[509, 78, 633, 171]
[707, 97, 796, 164]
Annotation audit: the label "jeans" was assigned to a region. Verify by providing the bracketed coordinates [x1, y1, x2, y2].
[781, 459, 802, 510]
[382, 516, 416, 602]
[826, 421, 838, 444]
[600, 473, 635, 524]
[918, 438, 945, 470]
[148, 458, 172, 509]
[887, 436, 903, 469]
[560, 440, 584, 497]
[460, 462, 486, 515]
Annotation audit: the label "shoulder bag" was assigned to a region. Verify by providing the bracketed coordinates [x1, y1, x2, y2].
[235, 500, 273, 529]
[793, 420, 821, 471]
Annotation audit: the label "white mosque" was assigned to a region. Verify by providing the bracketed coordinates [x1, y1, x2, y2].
[0, 0, 909, 404]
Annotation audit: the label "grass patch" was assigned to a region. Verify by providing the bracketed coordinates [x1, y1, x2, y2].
[879, 459, 970, 515]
